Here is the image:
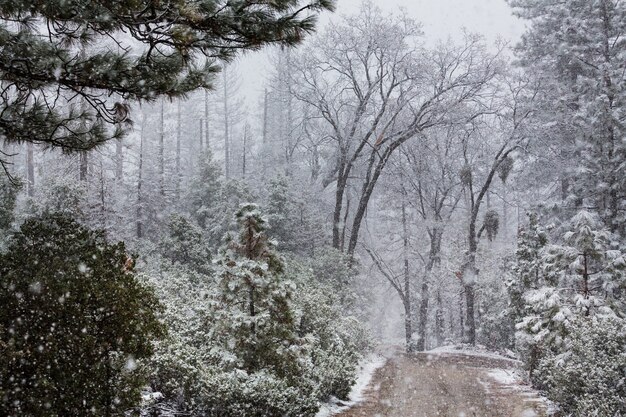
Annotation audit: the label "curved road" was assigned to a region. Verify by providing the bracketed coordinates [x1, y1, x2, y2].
[336, 352, 547, 417]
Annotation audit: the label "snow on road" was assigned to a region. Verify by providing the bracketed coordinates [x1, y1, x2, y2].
[316, 352, 390, 417]
[327, 347, 551, 417]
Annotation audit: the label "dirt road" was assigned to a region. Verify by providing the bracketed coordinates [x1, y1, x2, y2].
[336, 352, 547, 417]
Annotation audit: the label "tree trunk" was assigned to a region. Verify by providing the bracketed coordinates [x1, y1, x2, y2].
[115, 139, 123, 183]
[175, 100, 181, 201]
[435, 290, 444, 347]
[459, 288, 465, 340]
[199, 118, 204, 151]
[402, 195, 413, 352]
[26, 142, 35, 197]
[79, 151, 88, 182]
[223, 70, 230, 179]
[242, 124, 248, 179]
[347, 143, 404, 259]
[204, 89, 210, 149]
[159, 99, 165, 197]
[416, 227, 442, 351]
[136, 117, 145, 239]
[332, 166, 348, 249]
[463, 220, 479, 345]
[262, 88, 268, 146]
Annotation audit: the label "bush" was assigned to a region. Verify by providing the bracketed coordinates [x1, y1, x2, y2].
[534, 316, 626, 417]
[0, 214, 164, 416]
[142, 208, 369, 416]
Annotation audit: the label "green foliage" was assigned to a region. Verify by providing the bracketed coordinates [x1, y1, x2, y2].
[304, 246, 359, 309]
[292, 275, 369, 401]
[0, 213, 164, 416]
[534, 316, 626, 417]
[159, 214, 212, 272]
[29, 176, 87, 219]
[516, 210, 626, 401]
[0, 0, 334, 151]
[143, 210, 368, 416]
[265, 175, 325, 255]
[0, 176, 20, 248]
[543, 210, 625, 314]
[189, 150, 223, 230]
[188, 151, 255, 249]
[213, 203, 300, 377]
[507, 212, 549, 326]
[483, 209, 500, 242]
[508, 0, 626, 234]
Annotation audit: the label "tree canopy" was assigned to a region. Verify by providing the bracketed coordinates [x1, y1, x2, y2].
[0, 0, 334, 168]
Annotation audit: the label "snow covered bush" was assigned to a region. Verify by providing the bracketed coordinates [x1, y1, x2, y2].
[534, 316, 626, 417]
[141, 206, 369, 415]
[516, 211, 626, 373]
[513, 211, 626, 414]
[0, 214, 164, 416]
[294, 279, 369, 401]
[159, 214, 212, 273]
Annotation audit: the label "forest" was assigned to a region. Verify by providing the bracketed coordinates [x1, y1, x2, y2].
[0, 0, 625, 416]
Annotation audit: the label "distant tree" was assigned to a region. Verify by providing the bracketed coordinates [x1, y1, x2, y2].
[160, 214, 212, 272]
[0, 0, 335, 175]
[0, 214, 164, 416]
[507, 212, 549, 327]
[291, 2, 502, 260]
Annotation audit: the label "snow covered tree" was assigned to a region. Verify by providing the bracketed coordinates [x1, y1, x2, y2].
[212, 203, 302, 378]
[265, 175, 321, 255]
[291, 2, 501, 260]
[188, 149, 222, 229]
[516, 210, 625, 374]
[0, 213, 164, 416]
[266, 175, 295, 250]
[507, 212, 550, 326]
[187, 150, 254, 250]
[159, 214, 212, 273]
[0, 0, 334, 177]
[543, 210, 625, 316]
[508, 0, 626, 235]
[534, 315, 626, 417]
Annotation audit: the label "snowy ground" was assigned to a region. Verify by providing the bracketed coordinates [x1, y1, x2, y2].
[322, 345, 555, 417]
[315, 353, 389, 417]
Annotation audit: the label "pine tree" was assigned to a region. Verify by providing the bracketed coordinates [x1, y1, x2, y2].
[508, 212, 549, 326]
[159, 214, 212, 273]
[508, 0, 626, 235]
[0, 0, 335, 174]
[212, 204, 302, 379]
[0, 176, 20, 247]
[543, 210, 625, 315]
[0, 213, 164, 416]
[266, 175, 300, 253]
[516, 210, 626, 373]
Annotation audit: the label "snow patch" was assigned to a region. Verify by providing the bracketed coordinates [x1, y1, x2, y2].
[315, 353, 387, 417]
[487, 368, 519, 386]
[428, 344, 520, 362]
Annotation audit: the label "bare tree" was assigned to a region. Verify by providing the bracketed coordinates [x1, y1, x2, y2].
[398, 125, 466, 350]
[291, 3, 502, 262]
[457, 74, 537, 345]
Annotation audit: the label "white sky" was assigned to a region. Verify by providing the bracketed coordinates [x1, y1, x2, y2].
[235, 0, 526, 110]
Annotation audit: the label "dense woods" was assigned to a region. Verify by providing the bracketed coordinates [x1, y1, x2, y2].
[1, 0, 625, 416]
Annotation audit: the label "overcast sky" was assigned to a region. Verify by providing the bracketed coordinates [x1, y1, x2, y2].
[234, 0, 526, 112]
